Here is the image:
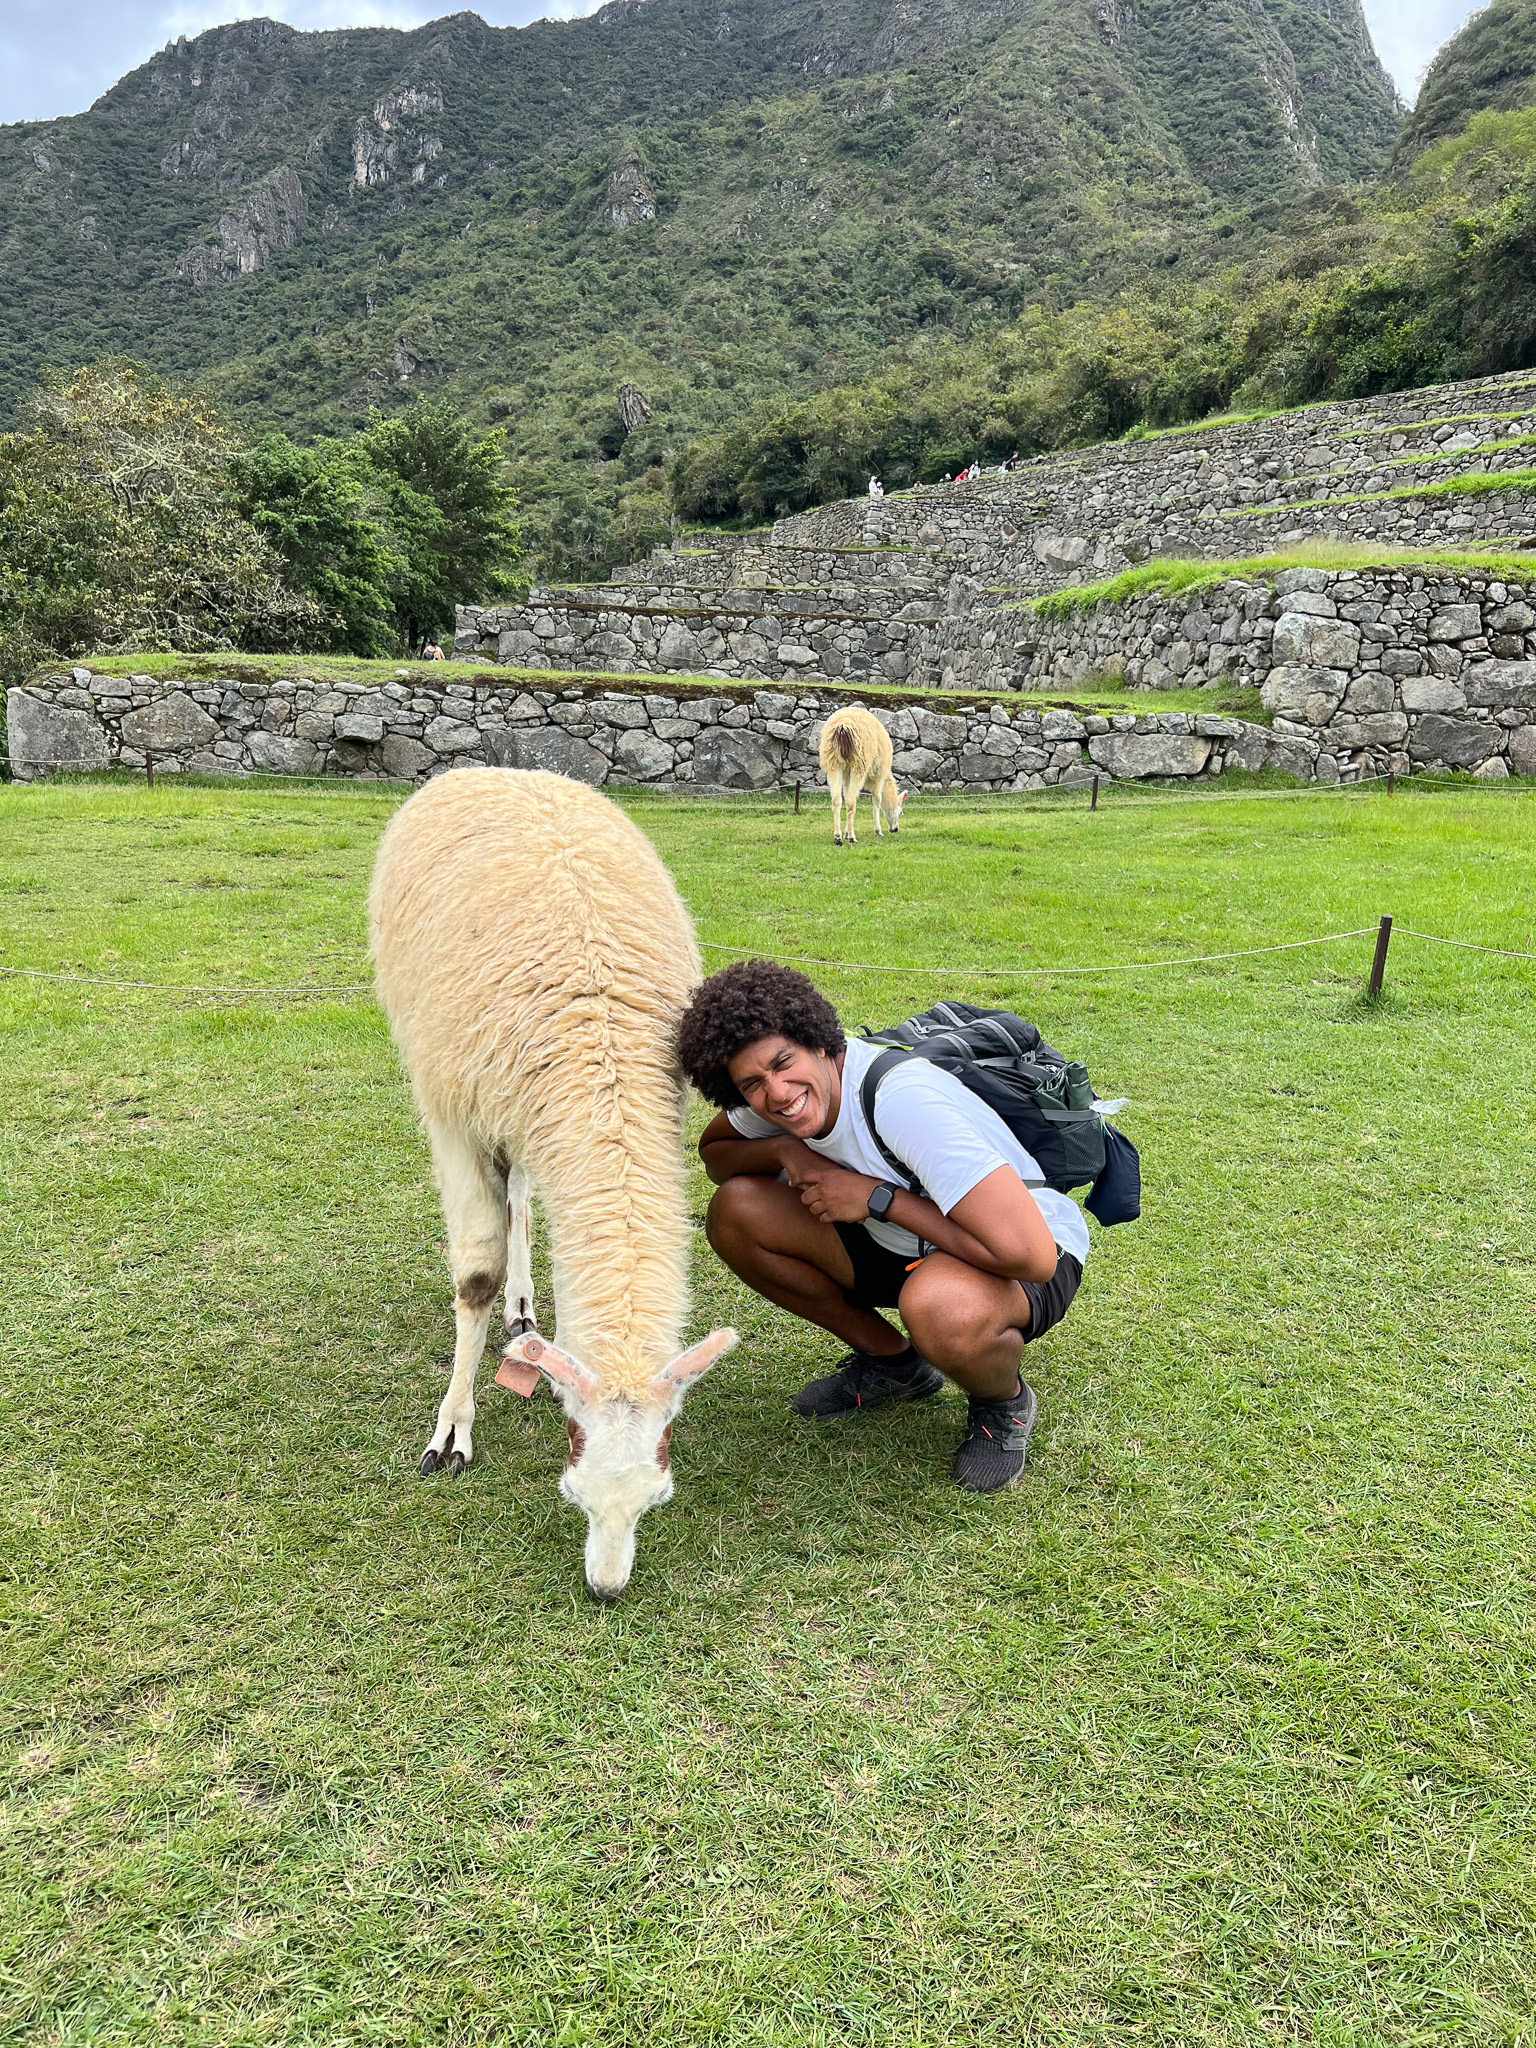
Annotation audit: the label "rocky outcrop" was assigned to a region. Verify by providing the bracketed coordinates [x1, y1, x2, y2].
[606, 158, 657, 229]
[177, 164, 307, 284]
[352, 83, 444, 188]
[617, 382, 653, 432]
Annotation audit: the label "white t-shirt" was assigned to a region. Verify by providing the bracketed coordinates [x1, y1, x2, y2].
[726, 1033, 1091, 1267]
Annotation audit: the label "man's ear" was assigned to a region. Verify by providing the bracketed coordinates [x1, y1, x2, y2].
[503, 1332, 602, 1404]
[651, 1328, 739, 1397]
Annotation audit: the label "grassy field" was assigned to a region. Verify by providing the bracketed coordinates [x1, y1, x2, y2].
[2, 775, 1533, 2046]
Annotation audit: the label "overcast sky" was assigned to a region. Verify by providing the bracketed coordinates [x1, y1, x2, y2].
[0, 0, 1495, 130]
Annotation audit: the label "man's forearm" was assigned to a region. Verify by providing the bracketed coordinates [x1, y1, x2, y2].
[699, 1133, 803, 1185]
[884, 1187, 1022, 1277]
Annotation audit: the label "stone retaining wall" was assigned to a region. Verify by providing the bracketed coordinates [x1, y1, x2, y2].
[458, 371, 1536, 700]
[775, 367, 1536, 583]
[14, 563, 1535, 791]
[454, 594, 943, 685]
[934, 566, 1536, 781]
[7, 667, 1284, 793]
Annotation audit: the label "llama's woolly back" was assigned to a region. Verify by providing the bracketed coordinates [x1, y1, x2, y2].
[370, 767, 701, 1393]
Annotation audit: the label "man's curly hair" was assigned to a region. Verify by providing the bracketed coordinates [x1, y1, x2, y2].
[676, 960, 845, 1108]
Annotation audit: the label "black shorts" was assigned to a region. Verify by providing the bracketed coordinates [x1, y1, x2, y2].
[834, 1222, 1083, 1343]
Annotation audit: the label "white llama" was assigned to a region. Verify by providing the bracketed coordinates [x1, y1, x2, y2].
[818, 705, 907, 845]
[370, 767, 736, 1600]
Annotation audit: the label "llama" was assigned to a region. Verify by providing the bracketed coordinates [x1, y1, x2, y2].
[370, 767, 737, 1600]
[818, 706, 906, 846]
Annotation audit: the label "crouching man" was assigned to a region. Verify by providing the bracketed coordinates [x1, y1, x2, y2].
[676, 960, 1089, 1493]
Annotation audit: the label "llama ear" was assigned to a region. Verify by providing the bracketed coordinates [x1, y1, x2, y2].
[652, 1327, 739, 1397]
[504, 1332, 602, 1404]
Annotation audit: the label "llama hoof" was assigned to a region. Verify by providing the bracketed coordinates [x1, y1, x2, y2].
[421, 1422, 473, 1476]
[506, 1315, 536, 1338]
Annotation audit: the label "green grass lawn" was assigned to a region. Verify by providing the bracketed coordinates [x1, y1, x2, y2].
[2, 777, 1533, 2046]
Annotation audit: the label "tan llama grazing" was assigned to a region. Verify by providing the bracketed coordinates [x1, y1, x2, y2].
[818, 705, 906, 846]
[370, 767, 737, 1600]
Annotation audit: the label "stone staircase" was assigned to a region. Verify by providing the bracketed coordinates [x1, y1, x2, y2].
[457, 367, 1536, 694]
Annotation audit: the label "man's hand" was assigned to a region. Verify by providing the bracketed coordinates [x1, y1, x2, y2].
[783, 1153, 880, 1224]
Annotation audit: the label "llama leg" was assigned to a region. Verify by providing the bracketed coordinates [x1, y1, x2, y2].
[421, 1119, 507, 1478]
[829, 771, 844, 845]
[872, 774, 885, 836]
[846, 779, 860, 844]
[504, 1164, 537, 1338]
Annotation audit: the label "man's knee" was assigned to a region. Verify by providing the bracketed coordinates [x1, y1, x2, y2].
[704, 1177, 763, 1256]
[902, 1261, 1025, 1357]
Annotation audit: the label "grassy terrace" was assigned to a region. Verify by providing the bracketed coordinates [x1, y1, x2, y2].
[2, 776, 1534, 2042]
[57, 653, 1269, 725]
[1209, 469, 1536, 525]
[1028, 543, 1536, 620]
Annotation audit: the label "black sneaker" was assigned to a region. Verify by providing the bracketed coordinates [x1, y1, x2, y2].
[952, 1381, 1038, 1492]
[793, 1345, 945, 1419]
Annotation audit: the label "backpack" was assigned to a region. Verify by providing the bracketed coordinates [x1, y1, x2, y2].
[856, 1002, 1141, 1227]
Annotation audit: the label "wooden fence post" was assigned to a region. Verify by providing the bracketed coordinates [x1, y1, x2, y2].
[1090, 774, 1100, 811]
[144, 750, 154, 790]
[794, 780, 801, 813]
[1368, 915, 1393, 997]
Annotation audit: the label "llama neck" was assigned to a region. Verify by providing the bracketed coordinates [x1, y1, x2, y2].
[541, 1119, 692, 1400]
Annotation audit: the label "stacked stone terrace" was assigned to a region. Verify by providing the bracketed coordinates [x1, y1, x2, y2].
[11, 372, 1536, 791]
[458, 366, 1536, 702]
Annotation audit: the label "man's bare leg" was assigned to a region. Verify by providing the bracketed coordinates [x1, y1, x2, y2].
[897, 1254, 1034, 1401]
[704, 1177, 910, 1357]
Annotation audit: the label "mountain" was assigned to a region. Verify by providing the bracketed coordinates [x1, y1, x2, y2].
[0, 1, 1397, 470]
[670, 1, 1536, 525]
[1395, 0, 1536, 163]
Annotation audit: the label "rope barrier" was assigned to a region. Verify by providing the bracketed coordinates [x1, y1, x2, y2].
[1394, 927, 1536, 962]
[0, 964, 371, 997]
[696, 930, 1383, 977]
[1, 922, 1529, 1004]
[7, 757, 1529, 811]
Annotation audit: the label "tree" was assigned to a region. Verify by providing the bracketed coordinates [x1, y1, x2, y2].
[231, 433, 397, 656]
[353, 399, 526, 651]
[0, 361, 327, 687]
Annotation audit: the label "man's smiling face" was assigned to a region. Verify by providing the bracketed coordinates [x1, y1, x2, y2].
[726, 1035, 842, 1140]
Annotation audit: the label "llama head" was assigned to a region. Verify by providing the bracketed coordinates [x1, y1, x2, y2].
[502, 1328, 739, 1599]
[887, 786, 907, 826]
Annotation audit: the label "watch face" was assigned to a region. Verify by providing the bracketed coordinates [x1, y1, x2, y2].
[868, 1183, 894, 1219]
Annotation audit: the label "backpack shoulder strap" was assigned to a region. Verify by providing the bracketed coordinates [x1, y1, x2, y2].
[858, 1047, 929, 1199]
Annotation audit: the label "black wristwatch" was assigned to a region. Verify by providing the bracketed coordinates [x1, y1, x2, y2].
[865, 1180, 899, 1221]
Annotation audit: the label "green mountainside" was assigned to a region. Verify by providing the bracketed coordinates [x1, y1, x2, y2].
[0, 0, 1399, 567]
[675, 1, 1536, 523]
